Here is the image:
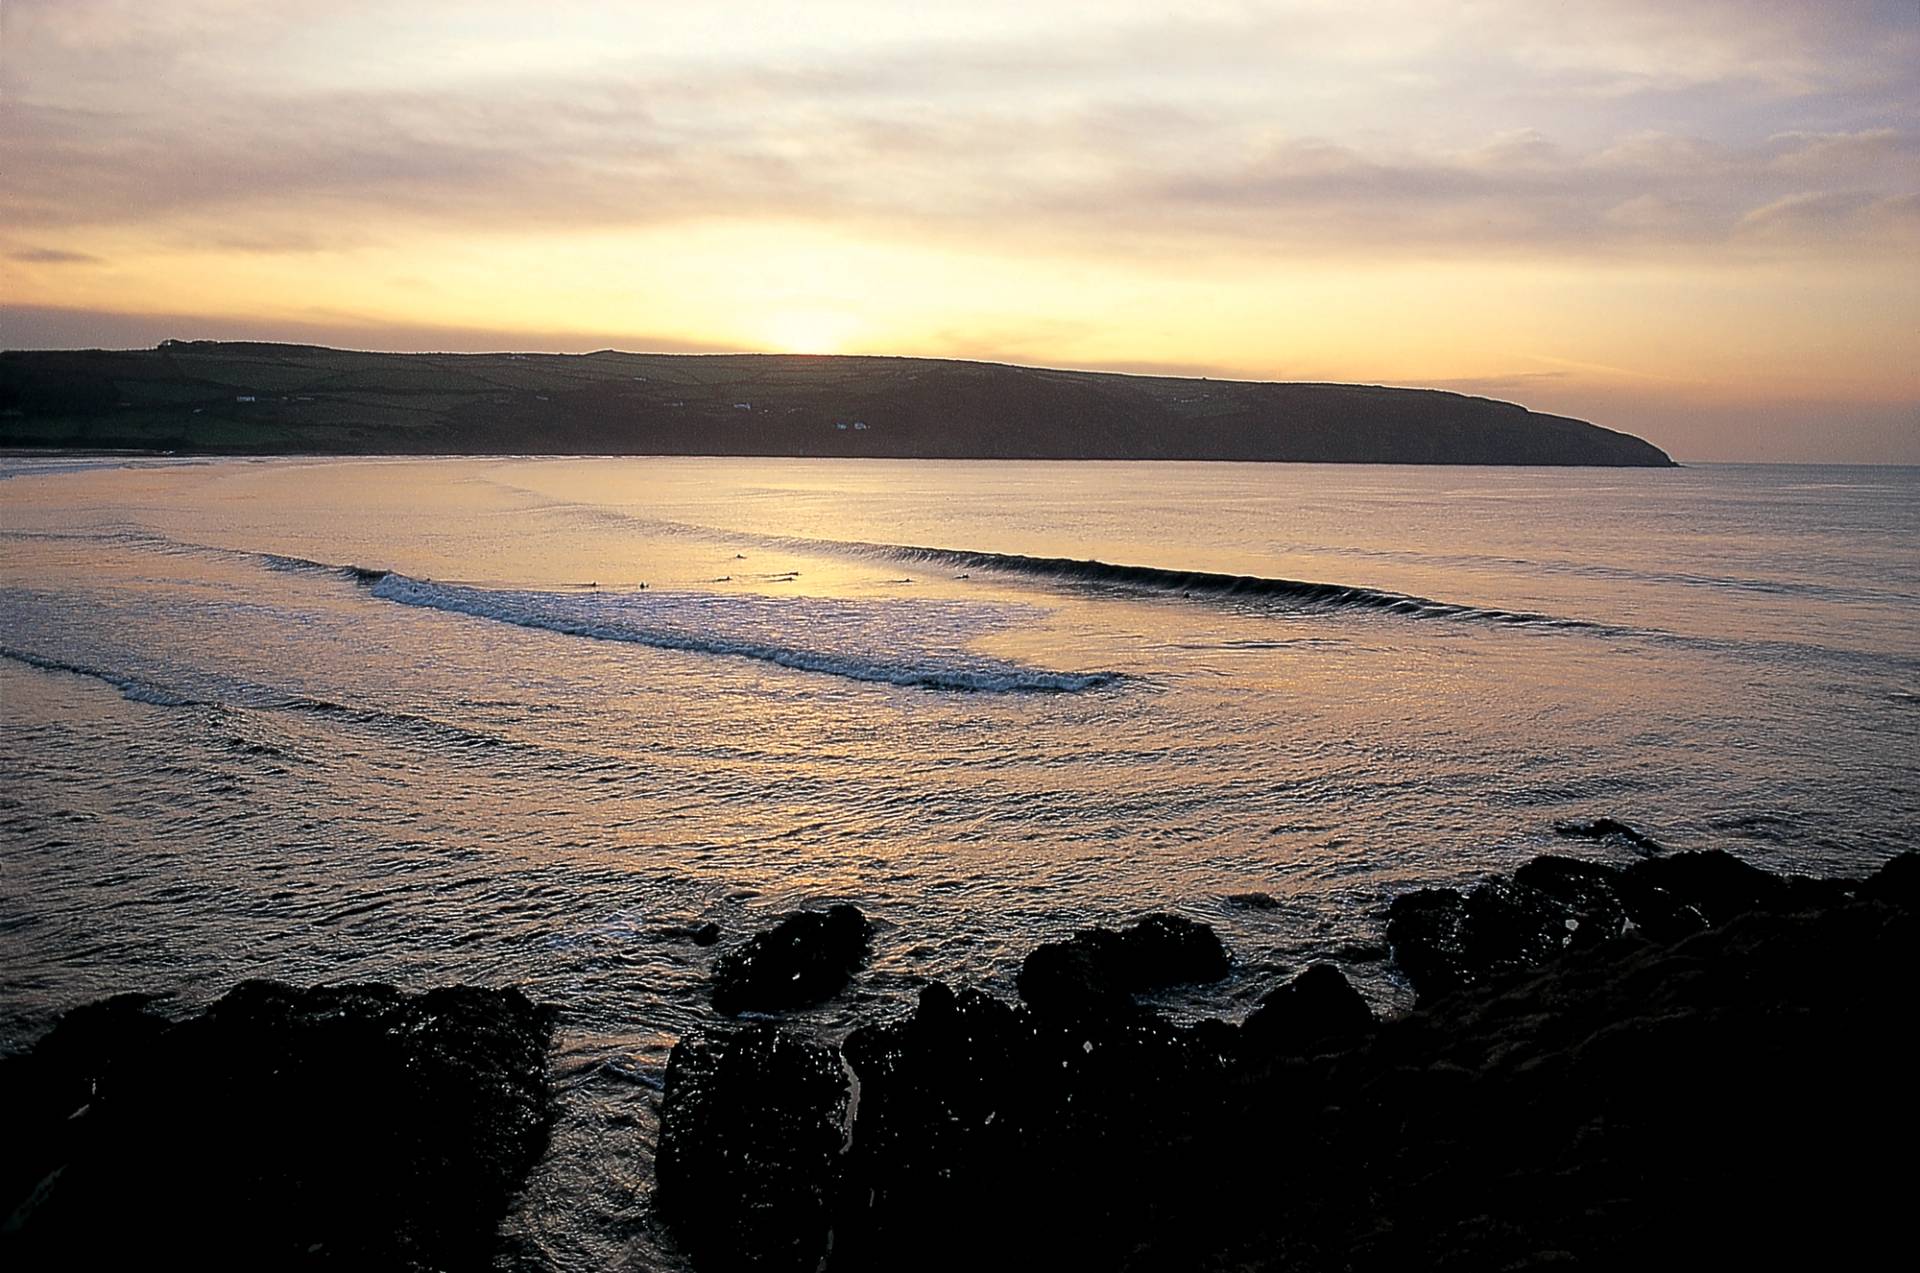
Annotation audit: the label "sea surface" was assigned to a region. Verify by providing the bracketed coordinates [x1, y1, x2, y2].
[2, 455, 1915, 1268]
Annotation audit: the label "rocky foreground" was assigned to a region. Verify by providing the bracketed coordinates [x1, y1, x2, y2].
[2, 849, 1912, 1270]
[659, 849, 1918, 1271]
[0, 982, 555, 1269]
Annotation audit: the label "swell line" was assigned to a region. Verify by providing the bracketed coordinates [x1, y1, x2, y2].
[0, 645, 206, 708]
[0, 643, 515, 748]
[496, 501, 1606, 631]
[863, 544, 1605, 629]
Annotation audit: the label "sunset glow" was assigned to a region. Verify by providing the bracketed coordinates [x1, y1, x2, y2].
[3, 1, 1916, 459]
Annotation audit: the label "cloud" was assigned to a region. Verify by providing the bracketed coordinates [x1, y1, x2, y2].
[2, 2, 1914, 270]
[1737, 190, 1920, 247]
[7, 247, 101, 264]
[0, 302, 728, 355]
[1767, 129, 1919, 179]
[3, 0, 1916, 464]
[5, 62, 1914, 267]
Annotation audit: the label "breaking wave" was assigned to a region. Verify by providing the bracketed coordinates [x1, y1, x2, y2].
[853, 544, 1604, 629]
[259, 553, 392, 582]
[368, 575, 1116, 693]
[501, 506, 1606, 629]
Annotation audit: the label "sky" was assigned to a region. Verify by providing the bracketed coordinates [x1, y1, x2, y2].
[3, 1, 1916, 461]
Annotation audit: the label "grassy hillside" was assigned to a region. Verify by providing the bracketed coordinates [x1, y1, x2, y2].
[0, 342, 1675, 466]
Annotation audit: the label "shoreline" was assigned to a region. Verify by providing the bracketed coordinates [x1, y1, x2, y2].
[0, 444, 1681, 467]
[4, 847, 1912, 1269]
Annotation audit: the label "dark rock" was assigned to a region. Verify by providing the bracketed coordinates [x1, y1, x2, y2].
[1016, 912, 1230, 1014]
[1552, 816, 1665, 854]
[1188, 1015, 1244, 1056]
[1387, 854, 1879, 1005]
[1132, 886, 1920, 1273]
[1225, 891, 1282, 909]
[1242, 963, 1376, 1054]
[835, 976, 1238, 1268]
[1623, 850, 1792, 926]
[0, 981, 555, 1270]
[647, 858, 1914, 1273]
[1120, 912, 1234, 989]
[1611, 879, 1710, 941]
[1862, 851, 1920, 906]
[692, 921, 721, 946]
[1386, 887, 1469, 999]
[1513, 855, 1629, 948]
[1389, 879, 1576, 1001]
[711, 903, 872, 1015]
[656, 1024, 854, 1272]
[1017, 928, 1130, 1012]
[839, 985, 1039, 1253]
[1462, 878, 1569, 968]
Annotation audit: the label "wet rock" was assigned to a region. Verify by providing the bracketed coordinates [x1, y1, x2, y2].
[1119, 912, 1235, 989]
[1166, 892, 1920, 1273]
[1016, 913, 1230, 1014]
[839, 985, 1038, 1252]
[1462, 878, 1568, 968]
[1611, 880, 1710, 941]
[1623, 850, 1798, 926]
[834, 974, 1238, 1267]
[1862, 851, 1920, 906]
[656, 1024, 854, 1272]
[0, 981, 555, 1270]
[692, 921, 721, 946]
[1242, 963, 1376, 1054]
[1553, 816, 1665, 854]
[1385, 887, 1470, 999]
[647, 859, 1915, 1272]
[1512, 855, 1628, 948]
[711, 903, 872, 1015]
[1390, 852, 1872, 1005]
[1017, 928, 1131, 1012]
[1389, 879, 1576, 1001]
[1225, 891, 1282, 909]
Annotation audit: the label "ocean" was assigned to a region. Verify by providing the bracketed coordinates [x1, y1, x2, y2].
[2, 454, 1915, 1268]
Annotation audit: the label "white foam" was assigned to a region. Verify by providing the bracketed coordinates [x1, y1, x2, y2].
[369, 575, 1115, 693]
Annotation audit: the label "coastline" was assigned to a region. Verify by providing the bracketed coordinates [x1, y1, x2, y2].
[5, 847, 1911, 1270]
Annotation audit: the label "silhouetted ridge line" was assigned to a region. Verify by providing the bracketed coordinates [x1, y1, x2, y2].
[0, 343, 1677, 465]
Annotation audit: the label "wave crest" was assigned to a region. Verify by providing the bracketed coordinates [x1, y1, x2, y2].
[865, 544, 1601, 628]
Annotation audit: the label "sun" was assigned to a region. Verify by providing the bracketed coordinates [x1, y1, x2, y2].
[763, 310, 853, 355]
